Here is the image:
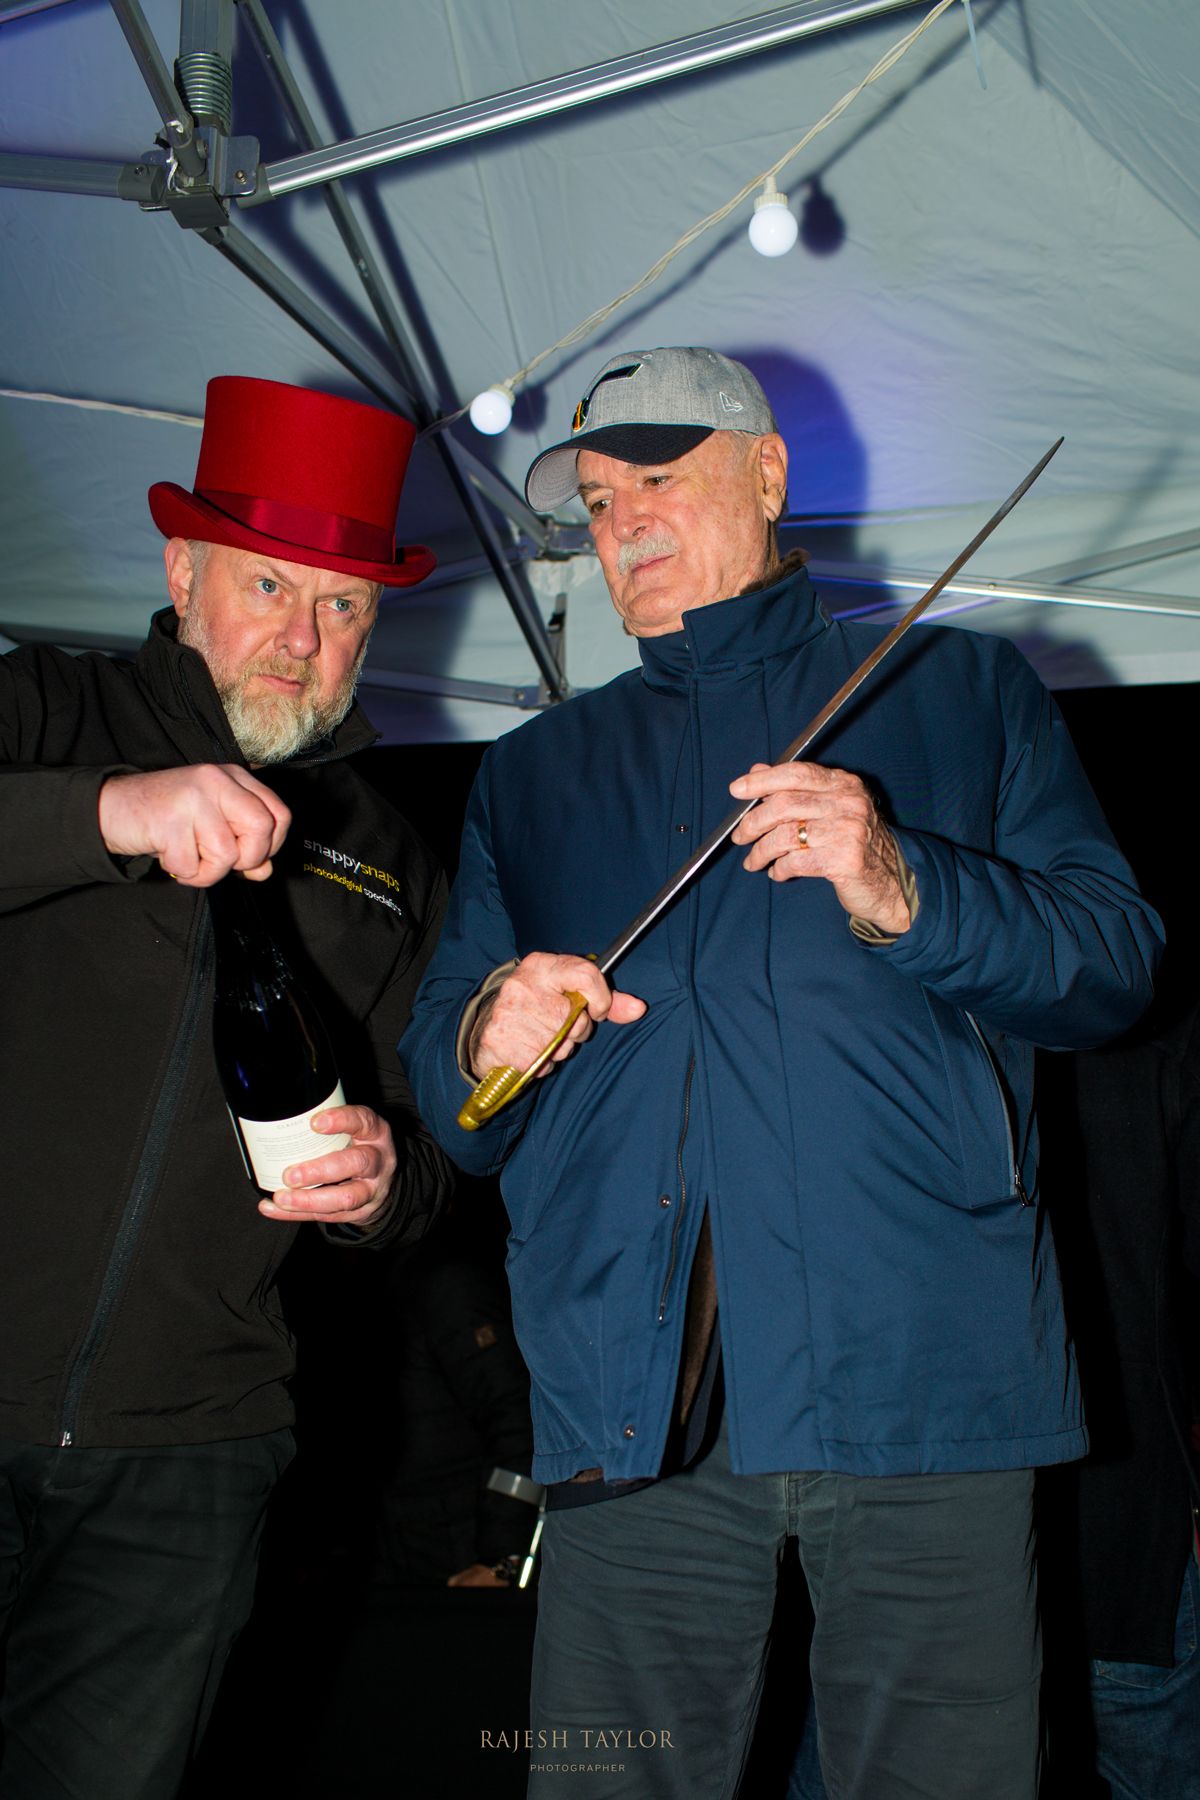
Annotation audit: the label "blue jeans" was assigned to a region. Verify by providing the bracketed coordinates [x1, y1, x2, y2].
[529, 1417, 1039, 1799]
[1088, 1547, 1200, 1800]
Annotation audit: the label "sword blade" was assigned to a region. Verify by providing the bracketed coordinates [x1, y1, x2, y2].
[594, 436, 1063, 977]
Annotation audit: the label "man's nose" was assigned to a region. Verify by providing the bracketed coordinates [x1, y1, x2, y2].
[278, 604, 320, 661]
[610, 491, 650, 540]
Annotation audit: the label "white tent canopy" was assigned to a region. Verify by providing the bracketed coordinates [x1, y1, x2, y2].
[2, 0, 1197, 742]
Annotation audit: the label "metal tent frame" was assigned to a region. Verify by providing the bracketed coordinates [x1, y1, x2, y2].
[2, 0, 1197, 711]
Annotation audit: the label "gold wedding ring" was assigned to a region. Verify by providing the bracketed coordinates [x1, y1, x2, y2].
[795, 820, 810, 849]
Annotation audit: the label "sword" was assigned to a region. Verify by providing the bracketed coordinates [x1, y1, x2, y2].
[458, 437, 1063, 1131]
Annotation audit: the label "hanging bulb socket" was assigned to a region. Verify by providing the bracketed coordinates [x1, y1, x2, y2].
[748, 175, 799, 258]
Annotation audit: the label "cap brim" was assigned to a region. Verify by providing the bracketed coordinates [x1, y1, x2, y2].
[525, 424, 713, 513]
[147, 483, 436, 588]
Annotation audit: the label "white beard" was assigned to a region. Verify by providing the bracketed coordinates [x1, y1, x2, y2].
[178, 607, 367, 764]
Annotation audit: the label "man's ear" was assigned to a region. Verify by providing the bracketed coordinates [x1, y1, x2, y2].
[757, 434, 789, 524]
[163, 538, 196, 618]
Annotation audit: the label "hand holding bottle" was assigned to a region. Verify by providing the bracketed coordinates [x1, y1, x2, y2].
[258, 1102, 398, 1229]
[208, 877, 397, 1229]
[98, 765, 291, 884]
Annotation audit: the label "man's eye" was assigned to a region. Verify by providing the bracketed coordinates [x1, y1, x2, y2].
[330, 597, 353, 614]
[255, 577, 278, 595]
[587, 497, 610, 517]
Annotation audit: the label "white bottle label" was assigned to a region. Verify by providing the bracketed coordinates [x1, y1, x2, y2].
[236, 1082, 351, 1192]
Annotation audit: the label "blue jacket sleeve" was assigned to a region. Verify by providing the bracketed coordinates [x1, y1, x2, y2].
[874, 642, 1162, 1047]
[399, 750, 539, 1173]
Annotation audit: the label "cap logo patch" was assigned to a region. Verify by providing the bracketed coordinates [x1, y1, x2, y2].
[571, 361, 643, 433]
[719, 391, 745, 413]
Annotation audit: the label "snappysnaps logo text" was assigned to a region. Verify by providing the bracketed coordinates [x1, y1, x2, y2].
[303, 840, 402, 892]
[303, 840, 405, 919]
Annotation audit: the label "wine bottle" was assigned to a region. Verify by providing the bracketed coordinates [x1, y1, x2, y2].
[208, 877, 351, 1193]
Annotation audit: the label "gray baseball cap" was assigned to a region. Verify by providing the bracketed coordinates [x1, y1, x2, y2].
[524, 346, 777, 512]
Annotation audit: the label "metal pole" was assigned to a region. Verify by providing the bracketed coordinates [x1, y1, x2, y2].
[107, 0, 207, 185]
[0, 151, 161, 201]
[358, 670, 542, 709]
[817, 568, 1200, 621]
[454, 445, 554, 550]
[234, 0, 551, 549]
[234, 0, 423, 390]
[200, 223, 416, 413]
[1019, 528, 1200, 587]
[225, 0, 567, 695]
[246, 0, 924, 202]
[0, 0, 79, 17]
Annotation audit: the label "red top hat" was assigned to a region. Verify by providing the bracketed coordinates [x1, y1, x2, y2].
[148, 376, 435, 587]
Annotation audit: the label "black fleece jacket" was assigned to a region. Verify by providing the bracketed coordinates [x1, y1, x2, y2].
[0, 608, 451, 1448]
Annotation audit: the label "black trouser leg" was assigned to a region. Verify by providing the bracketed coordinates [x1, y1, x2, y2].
[0, 1432, 293, 1800]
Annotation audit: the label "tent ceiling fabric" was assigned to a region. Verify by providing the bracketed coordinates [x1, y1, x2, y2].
[1, 0, 1197, 743]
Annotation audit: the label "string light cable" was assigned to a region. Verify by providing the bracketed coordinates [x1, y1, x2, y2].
[0, 389, 202, 428]
[458, 0, 964, 438]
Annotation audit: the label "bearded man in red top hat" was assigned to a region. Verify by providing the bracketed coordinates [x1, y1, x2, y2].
[0, 377, 451, 1800]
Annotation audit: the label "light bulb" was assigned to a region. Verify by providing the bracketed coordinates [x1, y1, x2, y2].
[748, 180, 798, 258]
[469, 385, 514, 435]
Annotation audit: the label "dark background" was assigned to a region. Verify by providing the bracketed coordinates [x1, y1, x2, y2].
[186, 679, 1194, 1800]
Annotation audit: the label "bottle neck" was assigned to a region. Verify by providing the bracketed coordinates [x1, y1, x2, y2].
[207, 878, 292, 992]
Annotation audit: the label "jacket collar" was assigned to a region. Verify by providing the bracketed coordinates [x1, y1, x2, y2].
[637, 565, 828, 694]
[131, 606, 380, 765]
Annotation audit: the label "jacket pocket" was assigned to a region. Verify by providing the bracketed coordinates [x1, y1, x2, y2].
[921, 990, 1025, 1208]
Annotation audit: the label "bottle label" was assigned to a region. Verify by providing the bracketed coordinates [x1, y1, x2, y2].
[236, 1083, 351, 1193]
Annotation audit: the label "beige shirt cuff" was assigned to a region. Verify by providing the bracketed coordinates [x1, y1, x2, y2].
[455, 959, 520, 1084]
[848, 836, 920, 946]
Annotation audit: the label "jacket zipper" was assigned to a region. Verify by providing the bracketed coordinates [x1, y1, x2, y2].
[57, 908, 215, 1446]
[966, 1014, 1029, 1206]
[657, 1057, 696, 1321]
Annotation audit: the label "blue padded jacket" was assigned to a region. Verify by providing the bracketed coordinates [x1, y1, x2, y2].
[402, 570, 1162, 1484]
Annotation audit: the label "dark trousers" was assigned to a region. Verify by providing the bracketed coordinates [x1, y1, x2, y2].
[530, 1417, 1039, 1800]
[0, 1432, 293, 1800]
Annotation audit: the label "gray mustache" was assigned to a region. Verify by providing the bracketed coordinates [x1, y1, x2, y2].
[617, 533, 677, 577]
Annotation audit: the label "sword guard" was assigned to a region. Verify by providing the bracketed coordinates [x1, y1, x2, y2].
[457, 989, 589, 1131]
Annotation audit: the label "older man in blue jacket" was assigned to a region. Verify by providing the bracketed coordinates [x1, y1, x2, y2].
[401, 348, 1162, 1800]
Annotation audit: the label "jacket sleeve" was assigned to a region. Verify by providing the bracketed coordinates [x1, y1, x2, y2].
[0, 651, 152, 907]
[399, 751, 541, 1175]
[871, 642, 1162, 1048]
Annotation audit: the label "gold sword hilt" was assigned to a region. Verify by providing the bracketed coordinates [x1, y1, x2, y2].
[457, 989, 590, 1131]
